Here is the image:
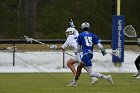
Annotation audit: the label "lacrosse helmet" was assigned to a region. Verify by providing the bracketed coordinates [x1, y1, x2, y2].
[65, 27, 75, 37]
[81, 22, 90, 29]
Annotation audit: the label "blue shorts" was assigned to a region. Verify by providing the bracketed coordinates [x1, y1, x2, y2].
[81, 53, 93, 67]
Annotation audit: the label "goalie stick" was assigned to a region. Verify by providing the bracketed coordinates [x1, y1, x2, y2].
[123, 25, 138, 38]
[123, 25, 140, 46]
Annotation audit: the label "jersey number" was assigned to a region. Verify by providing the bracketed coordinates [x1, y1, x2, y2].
[84, 36, 92, 46]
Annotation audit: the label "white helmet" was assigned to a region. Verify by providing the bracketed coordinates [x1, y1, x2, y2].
[65, 27, 75, 37]
[81, 22, 90, 29]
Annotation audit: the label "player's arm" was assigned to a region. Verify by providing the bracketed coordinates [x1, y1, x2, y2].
[49, 43, 65, 50]
[50, 36, 71, 50]
[93, 35, 107, 56]
[97, 43, 107, 56]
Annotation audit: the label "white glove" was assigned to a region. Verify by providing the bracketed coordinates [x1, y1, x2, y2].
[6, 46, 17, 50]
[7, 47, 13, 50]
[50, 45, 57, 49]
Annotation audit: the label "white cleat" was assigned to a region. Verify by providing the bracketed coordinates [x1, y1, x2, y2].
[90, 77, 98, 85]
[135, 75, 140, 79]
[66, 81, 77, 86]
[133, 73, 139, 77]
[106, 75, 113, 85]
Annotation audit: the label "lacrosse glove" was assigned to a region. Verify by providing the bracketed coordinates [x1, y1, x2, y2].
[50, 45, 57, 49]
[101, 49, 107, 56]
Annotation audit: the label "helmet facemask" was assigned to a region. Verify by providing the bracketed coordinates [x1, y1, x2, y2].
[65, 31, 73, 37]
[65, 27, 74, 37]
[81, 22, 90, 30]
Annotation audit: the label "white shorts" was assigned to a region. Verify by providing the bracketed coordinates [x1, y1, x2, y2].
[73, 53, 82, 63]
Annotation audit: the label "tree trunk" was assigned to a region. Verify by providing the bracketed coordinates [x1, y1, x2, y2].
[24, 0, 37, 37]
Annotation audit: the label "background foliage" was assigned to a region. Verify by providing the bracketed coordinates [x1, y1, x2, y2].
[0, 0, 139, 39]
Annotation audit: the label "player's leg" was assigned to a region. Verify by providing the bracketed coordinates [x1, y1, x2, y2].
[133, 55, 140, 78]
[67, 58, 77, 75]
[67, 62, 85, 86]
[84, 67, 98, 85]
[85, 66, 113, 85]
[76, 53, 98, 84]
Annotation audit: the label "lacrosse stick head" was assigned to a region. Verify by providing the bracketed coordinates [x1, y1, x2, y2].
[24, 36, 33, 43]
[70, 19, 75, 28]
[7, 46, 17, 50]
[112, 49, 119, 56]
[123, 25, 137, 38]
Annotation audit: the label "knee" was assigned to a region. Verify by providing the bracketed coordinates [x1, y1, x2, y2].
[67, 60, 74, 67]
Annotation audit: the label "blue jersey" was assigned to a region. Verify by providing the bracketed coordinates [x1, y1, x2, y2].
[77, 31, 101, 67]
[77, 31, 101, 54]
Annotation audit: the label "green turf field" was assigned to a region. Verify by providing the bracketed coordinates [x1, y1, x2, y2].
[0, 73, 140, 93]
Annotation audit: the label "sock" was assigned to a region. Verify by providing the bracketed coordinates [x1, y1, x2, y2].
[72, 78, 77, 83]
[86, 66, 100, 77]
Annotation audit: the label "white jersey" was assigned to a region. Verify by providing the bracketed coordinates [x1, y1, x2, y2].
[62, 34, 78, 53]
[73, 28, 79, 37]
[61, 32, 81, 62]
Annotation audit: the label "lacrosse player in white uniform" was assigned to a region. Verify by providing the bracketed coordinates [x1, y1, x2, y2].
[50, 26, 98, 85]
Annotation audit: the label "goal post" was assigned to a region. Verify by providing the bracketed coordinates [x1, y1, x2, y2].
[112, 0, 125, 66]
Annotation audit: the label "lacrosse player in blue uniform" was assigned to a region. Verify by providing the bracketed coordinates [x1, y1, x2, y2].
[67, 22, 113, 86]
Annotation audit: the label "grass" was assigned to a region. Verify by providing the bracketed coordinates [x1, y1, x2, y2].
[0, 73, 140, 93]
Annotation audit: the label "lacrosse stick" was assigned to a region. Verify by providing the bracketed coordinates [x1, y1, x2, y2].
[65, 52, 75, 57]
[123, 25, 138, 38]
[65, 49, 119, 57]
[70, 19, 75, 28]
[0, 46, 17, 50]
[123, 25, 140, 46]
[93, 49, 119, 56]
[24, 36, 77, 57]
[24, 36, 50, 47]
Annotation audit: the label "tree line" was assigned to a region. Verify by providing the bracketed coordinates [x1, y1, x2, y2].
[0, 0, 139, 39]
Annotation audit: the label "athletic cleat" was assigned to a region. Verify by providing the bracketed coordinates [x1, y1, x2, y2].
[135, 75, 140, 79]
[66, 81, 77, 86]
[90, 77, 98, 85]
[133, 73, 139, 77]
[106, 75, 113, 85]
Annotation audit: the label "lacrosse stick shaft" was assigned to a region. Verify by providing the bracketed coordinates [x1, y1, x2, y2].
[32, 39, 50, 47]
[93, 50, 118, 56]
[65, 52, 74, 57]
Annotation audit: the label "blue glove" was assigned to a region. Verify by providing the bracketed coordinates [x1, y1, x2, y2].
[101, 49, 107, 56]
